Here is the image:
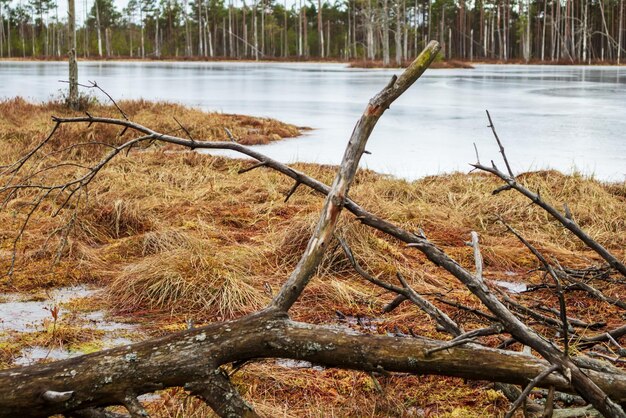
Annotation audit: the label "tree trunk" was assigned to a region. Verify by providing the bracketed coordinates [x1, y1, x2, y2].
[382, 0, 390, 64]
[3, 312, 626, 418]
[261, 0, 265, 55]
[228, 1, 233, 56]
[68, 0, 78, 110]
[541, 0, 547, 60]
[0, 4, 4, 58]
[366, 0, 374, 60]
[303, 3, 308, 57]
[222, 17, 226, 55]
[105, 27, 111, 57]
[140, 4, 145, 58]
[317, 0, 323, 57]
[95, 0, 103, 57]
[253, 2, 259, 60]
[6, 8, 10, 58]
[619, 0, 623, 64]
[154, 17, 160, 57]
[197, 0, 203, 56]
[243, 2, 248, 57]
[525, 0, 531, 62]
[298, 1, 302, 56]
[325, 19, 329, 57]
[283, 0, 287, 57]
[502, 0, 509, 61]
[583, 0, 588, 62]
[395, 0, 403, 63]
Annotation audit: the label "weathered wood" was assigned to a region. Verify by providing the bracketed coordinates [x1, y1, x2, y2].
[2, 313, 626, 417]
[270, 40, 441, 311]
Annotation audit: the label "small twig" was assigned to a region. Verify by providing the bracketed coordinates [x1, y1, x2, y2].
[435, 297, 498, 322]
[450, 323, 504, 342]
[425, 337, 476, 356]
[238, 161, 268, 174]
[224, 127, 236, 142]
[369, 372, 384, 394]
[173, 116, 195, 146]
[396, 272, 464, 336]
[577, 324, 626, 350]
[473, 142, 481, 165]
[588, 351, 626, 364]
[486, 110, 515, 179]
[467, 231, 483, 281]
[499, 218, 570, 355]
[543, 386, 555, 418]
[284, 181, 301, 202]
[534, 305, 604, 330]
[505, 364, 560, 418]
[492, 184, 513, 195]
[122, 392, 149, 417]
[427, 324, 505, 356]
[382, 294, 408, 313]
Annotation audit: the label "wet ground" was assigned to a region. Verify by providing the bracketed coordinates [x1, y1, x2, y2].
[0, 285, 144, 367]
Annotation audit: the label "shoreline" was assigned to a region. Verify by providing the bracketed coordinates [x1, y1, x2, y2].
[1, 55, 625, 68]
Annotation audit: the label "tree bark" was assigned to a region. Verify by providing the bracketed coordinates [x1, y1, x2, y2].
[3, 312, 626, 417]
[68, 0, 79, 110]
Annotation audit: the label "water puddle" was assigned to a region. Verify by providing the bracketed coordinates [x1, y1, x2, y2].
[0, 286, 96, 332]
[13, 346, 77, 366]
[494, 280, 528, 294]
[276, 359, 325, 371]
[335, 312, 382, 332]
[0, 285, 144, 366]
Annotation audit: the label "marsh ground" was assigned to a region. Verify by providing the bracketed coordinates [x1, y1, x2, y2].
[1, 100, 625, 417]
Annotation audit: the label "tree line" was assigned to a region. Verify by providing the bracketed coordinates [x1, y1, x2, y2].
[0, 0, 623, 64]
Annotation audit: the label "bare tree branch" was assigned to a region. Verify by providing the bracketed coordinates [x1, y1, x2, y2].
[472, 114, 626, 278]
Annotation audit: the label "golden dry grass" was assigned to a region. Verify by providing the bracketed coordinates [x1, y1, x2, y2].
[1, 99, 625, 416]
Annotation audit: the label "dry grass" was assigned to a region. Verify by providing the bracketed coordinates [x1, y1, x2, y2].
[349, 59, 475, 69]
[1, 100, 625, 416]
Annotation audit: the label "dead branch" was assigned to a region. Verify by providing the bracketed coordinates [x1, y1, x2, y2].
[3, 313, 626, 417]
[499, 218, 570, 354]
[504, 364, 560, 418]
[473, 113, 626, 279]
[270, 41, 442, 312]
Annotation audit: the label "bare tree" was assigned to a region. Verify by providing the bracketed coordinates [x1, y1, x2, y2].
[67, 0, 78, 110]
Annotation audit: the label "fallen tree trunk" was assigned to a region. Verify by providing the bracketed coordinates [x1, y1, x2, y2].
[2, 311, 626, 417]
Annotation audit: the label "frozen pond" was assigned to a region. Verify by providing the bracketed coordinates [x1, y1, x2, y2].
[0, 61, 625, 181]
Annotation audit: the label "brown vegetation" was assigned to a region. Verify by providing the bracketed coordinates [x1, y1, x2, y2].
[1, 93, 626, 416]
[350, 59, 475, 69]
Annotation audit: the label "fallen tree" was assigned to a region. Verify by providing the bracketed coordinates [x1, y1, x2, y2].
[1, 40, 625, 417]
[4, 312, 626, 417]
